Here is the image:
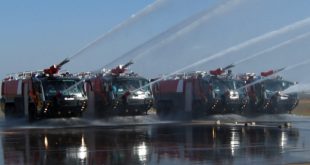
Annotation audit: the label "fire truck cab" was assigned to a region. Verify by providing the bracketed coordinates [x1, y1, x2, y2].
[153, 71, 249, 119]
[153, 67, 249, 119]
[239, 73, 299, 114]
[86, 63, 153, 117]
[1, 71, 87, 121]
[262, 78, 299, 113]
[239, 70, 299, 114]
[203, 74, 248, 114]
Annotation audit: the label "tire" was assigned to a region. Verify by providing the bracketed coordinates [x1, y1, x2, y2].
[14, 98, 25, 118]
[28, 104, 37, 122]
[192, 100, 204, 118]
[4, 103, 15, 120]
[94, 100, 104, 117]
[156, 101, 174, 119]
[144, 109, 148, 115]
[0, 98, 5, 112]
[155, 101, 166, 118]
[74, 111, 83, 118]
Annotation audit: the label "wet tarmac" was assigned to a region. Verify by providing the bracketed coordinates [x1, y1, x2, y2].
[0, 114, 310, 165]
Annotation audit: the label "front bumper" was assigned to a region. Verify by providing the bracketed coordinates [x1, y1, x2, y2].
[39, 99, 88, 117]
[112, 98, 153, 114]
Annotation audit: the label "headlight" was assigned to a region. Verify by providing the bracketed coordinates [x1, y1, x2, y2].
[278, 92, 289, 100]
[229, 91, 239, 100]
[75, 93, 83, 98]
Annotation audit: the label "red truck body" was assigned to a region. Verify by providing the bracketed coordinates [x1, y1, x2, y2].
[152, 72, 249, 119]
[152, 73, 211, 119]
[85, 72, 153, 117]
[1, 72, 88, 121]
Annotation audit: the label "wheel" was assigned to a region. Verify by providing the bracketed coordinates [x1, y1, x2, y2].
[192, 100, 204, 118]
[94, 100, 105, 117]
[28, 104, 37, 122]
[4, 103, 15, 120]
[155, 101, 167, 118]
[0, 98, 5, 112]
[73, 111, 83, 118]
[144, 109, 148, 115]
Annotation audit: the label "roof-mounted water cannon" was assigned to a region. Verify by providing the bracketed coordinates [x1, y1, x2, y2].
[43, 58, 70, 75]
[260, 67, 285, 77]
[209, 64, 235, 76]
[111, 60, 134, 76]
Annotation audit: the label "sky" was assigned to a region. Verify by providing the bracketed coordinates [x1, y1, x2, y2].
[0, 0, 154, 76]
[1, 0, 310, 84]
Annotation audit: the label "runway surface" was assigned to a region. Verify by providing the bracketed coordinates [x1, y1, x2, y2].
[0, 114, 309, 165]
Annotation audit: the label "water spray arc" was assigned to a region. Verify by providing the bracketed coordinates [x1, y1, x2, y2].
[62, 7, 310, 110]
[130, 17, 310, 94]
[67, 0, 168, 61]
[46, 0, 170, 94]
[237, 58, 310, 92]
[102, 0, 244, 69]
[63, 0, 244, 92]
[209, 31, 310, 76]
[283, 83, 310, 94]
[64, 23, 310, 100]
[232, 31, 310, 66]
[41, 0, 168, 76]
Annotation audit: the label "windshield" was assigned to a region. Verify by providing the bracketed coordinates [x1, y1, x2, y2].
[211, 79, 245, 94]
[263, 80, 293, 92]
[223, 80, 245, 90]
[211, 79, 228, 94]
[112, 79, 149, 94]
[42, 79, 84, 97]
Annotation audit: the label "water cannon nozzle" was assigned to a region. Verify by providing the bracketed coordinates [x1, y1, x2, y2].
[261, 67, 285, 77]
[111, 61, 134, 76]
[123, 60, 134, 69]
[56, 58, 70, 69]
[223, 64, 235, 71]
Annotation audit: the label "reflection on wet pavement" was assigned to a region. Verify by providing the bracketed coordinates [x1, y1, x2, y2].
[1, 121, 310, 165]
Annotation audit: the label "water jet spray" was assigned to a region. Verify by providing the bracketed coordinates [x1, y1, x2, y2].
[130, 17, 310, 94]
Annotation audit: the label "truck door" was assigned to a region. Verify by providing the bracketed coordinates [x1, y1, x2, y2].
[32, 81, 45, 110]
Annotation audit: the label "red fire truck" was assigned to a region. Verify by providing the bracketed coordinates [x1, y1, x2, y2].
[0, 59, 88, 121]
[85, 61, 153, 117]
[152, 65, 249, 119]
[239, 68, 299, 114]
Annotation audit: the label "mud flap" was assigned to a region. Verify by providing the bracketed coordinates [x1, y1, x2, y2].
[24, 84, 29, 119]
[184, 82, 193, 119]
[0, 98, 5, 113]
[85, 91, 95, 118]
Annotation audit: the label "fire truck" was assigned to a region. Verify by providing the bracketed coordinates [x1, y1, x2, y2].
[239, 69, 299, 114]
[152, 65, 249, 119]
[204, 72, 248, 114]
[85, 61, 153, 117]
[0, 59, 88, 121]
